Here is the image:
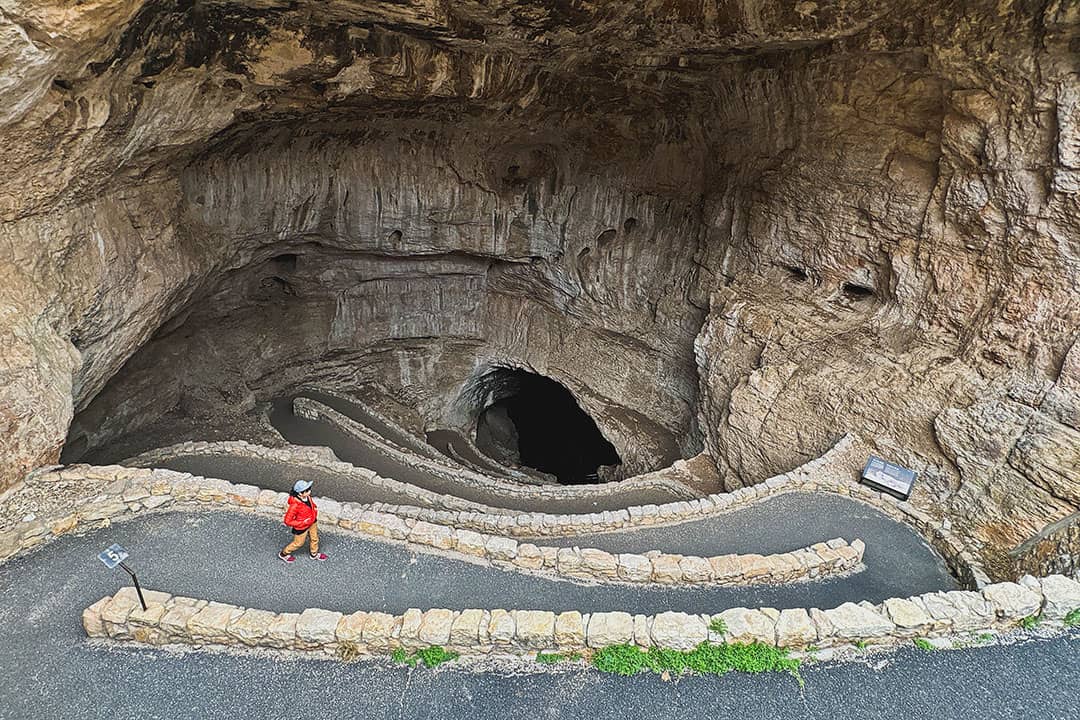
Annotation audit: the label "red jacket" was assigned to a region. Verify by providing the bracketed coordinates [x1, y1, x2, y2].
[283, 494, 318, 531]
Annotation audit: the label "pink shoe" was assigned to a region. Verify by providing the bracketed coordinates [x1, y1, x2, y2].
[279, 552, 296, 564]
[310, 552, 329, 561]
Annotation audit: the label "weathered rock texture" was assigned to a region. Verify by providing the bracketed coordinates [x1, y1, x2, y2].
[1, 1, 1078, 567]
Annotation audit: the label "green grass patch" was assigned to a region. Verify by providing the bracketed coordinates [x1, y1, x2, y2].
[536, 651, 584, 665]
[1019, 614, 1041, 630]
[1063, 609, 1080, 628]
[591, 642, 801, 685]
[853, 640, 869, 650]
[912, 638, 934, 651]
[708, 617, 728, 635]
[390, 646, 460, 669]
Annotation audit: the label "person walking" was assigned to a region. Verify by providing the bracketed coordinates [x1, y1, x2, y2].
[279, 479, 329, 563]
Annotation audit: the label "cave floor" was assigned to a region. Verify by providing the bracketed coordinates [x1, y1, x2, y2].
[0, 510, 1074, 720]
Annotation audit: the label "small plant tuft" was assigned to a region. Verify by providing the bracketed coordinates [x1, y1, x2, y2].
[708, 617, 728, 635]
[1019, 614, 1041, 630]
[1063, 608, 1080, 628]
[853, 640, 869, 650]
[414, 645, 460, 668]
[391, 647, 416, 667]
[336, 641, 361, 662]
[912, 638, 934, 651]
[536, 652, 565, 665]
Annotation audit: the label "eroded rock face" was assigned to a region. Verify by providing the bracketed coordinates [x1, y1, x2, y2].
[1, 1, 1078, 566]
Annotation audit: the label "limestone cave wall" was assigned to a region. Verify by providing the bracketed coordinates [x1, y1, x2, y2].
[1, 0, 1078, 561]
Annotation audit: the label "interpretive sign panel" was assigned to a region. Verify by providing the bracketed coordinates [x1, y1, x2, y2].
[97, 543, 129, 570]
[860, 456, 916, 500]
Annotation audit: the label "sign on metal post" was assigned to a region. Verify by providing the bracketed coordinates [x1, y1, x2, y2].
[860, 456, 917, 500]
[97, 543, 147, 611]
[97, 543, 129, 570]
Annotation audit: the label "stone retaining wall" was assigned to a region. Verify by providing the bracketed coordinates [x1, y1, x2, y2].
[8, 434, 987, 587]
[125, 440, 504, 515]
[126, 433, 987, 586]
[363, 436, 992, 588]
[0, 465, 863, 588]
[295, 397, 700, 505]
[1012, 511, 1080, 578]
[83, 574, 1080, 660]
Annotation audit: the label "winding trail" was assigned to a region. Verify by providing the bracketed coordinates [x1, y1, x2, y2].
[0, 510, 1073, 720]
[140, 393, 695, 513]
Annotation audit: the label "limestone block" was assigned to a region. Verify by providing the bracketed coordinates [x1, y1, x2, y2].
[809, 608, 834, 642]
[488, 609, 515, 645]
[982, 582, 1042, 621]
[228, 609, 277, 646]
[717, 608, 775, 645]
[333, 611, 367, 647]
[541, 546, 558, 568]
[554, 611, 586, 649]
[266, 613, 299, 649]
[486, 536, 518, 561]
[226, 483, 261, 507]
[82, 597, 112, 638]
[679, 556, 713, 583]
[883, 598, 934, 634]
[650, 612, 707, 651]
[617, 554, 652, 582]
[196, 478, 233, 503]
[775, 608, 817, 648]
[453, 529, 488, 556]
[188, 603, 243, 644]
[633, 614, 651, 647]
[651, 554, 683, 583]
[50, 514, 78, 535]
[915, 592, 958, 630]
[317, 498, 342, 524]
[257, 489, 282, 507]
[399, 608, 424, 649]
[586, 612, 634, 648]
[295, 608, 344, 650]
[739, 554, 772, 579]
[941, 591, 995, 631]
[160, 605, 200, 641]
[408, 521, 455, 550]
[579, 548, 618, 578]
[513, 543, 544, 570]
[556, 548, 583, 574]
[851, 539, 866, 557]
[450, 609, 485, 647]
[418, 609, 455, 645]
[362, 612, 399, 650]
[1039, 575, 1080, 620]
[822, 603, 894, 640]
[80, 501, 128, 523]
[709, 555, 741, 583]
[513, 610, 556, 648]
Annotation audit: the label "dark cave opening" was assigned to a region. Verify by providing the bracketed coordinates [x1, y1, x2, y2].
[474, 368, 621, 484]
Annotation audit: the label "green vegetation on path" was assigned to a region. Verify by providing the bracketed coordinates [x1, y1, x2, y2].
[591, 642, 802, 685]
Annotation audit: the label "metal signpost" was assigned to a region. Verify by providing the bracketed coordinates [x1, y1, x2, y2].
[97, 543, 147, 611]
[860, 455, 917, 500]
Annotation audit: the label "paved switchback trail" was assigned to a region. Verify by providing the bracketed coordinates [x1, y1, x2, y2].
[0, 510, 1074, 720]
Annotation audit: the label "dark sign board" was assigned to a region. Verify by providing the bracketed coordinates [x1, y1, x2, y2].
[860, 456, 916, 500]
[97, 543, 129, 570]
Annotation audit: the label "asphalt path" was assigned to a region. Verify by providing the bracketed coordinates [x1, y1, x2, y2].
[536, 492, 958, 603]
[0, 510, 1073, 720]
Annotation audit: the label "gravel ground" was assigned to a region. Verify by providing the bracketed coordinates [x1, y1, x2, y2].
[0, 509, 1073, 720]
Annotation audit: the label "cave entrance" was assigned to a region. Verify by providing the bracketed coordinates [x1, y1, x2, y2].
[474, 368, 621, 484]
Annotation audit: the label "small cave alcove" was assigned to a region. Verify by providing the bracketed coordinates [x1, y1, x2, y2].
[474, 368, 621, 484]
